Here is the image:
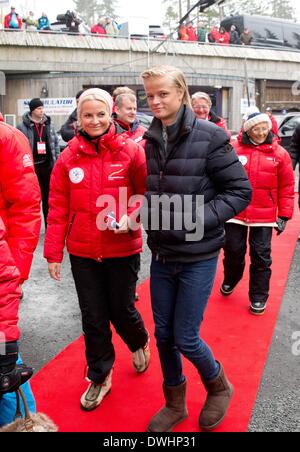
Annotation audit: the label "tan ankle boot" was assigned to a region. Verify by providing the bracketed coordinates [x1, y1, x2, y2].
[147, 380, 188, 432]
[199, 364, 233, 431]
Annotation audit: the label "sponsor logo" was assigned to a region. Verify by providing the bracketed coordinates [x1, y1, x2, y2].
[239, 155, 248, 166]
[69, 168, 84, 184]
[22, 153, 34, 168]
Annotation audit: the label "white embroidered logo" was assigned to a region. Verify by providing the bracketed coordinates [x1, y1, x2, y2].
[23, 153, 33, 168]
[69, 168, 84, 184]
[239, 156, 248, 166]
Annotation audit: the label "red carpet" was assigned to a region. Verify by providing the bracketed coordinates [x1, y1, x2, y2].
[31, 207, 300, 432]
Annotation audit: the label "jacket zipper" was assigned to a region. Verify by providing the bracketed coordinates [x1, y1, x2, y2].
[269, 191, 275, 203]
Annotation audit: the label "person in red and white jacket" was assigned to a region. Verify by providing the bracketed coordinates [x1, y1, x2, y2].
[114, 92, 147, 148]
[191, 91, 231, 138]
[221, 111, 294, 315]
[0, 121, 40, 411]
[0, 121, 41, 284]
[44, 88, 150, 412]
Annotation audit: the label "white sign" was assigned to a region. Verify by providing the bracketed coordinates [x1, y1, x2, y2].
[241, 98, 256, 115]
[18, 98, 76, 117]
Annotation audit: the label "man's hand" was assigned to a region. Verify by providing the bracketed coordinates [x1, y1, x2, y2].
[48, 263, 62, 281]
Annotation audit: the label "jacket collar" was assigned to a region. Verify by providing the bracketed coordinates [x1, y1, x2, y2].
[73, 121, 127, 155]
[239, 130, 276, 151]
[144, 105, 195, 145]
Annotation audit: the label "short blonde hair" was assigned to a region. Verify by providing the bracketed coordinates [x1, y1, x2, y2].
[141, 66, 192, 109]
[115, 93, 137, 109]
[191, 92, 212, 108]
[112, 86, 135, 101]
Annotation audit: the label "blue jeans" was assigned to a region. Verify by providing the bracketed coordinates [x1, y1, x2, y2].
[150, 257, 220, 386]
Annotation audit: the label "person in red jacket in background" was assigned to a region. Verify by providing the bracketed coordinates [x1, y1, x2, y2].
[0, 120, 41, 425]
[114, 92, 147, 147]
[44, 88, 150, 412]
[90, 17, 107, 36]
[186, 21, 197, 42]
[0, 217, 33, 399]
[215, 27, 230, 45]
[191, 91, 231, 137]
[221, 111, 294, 315]
[4, 6, 22, 30]
[265, 107, 279, 137]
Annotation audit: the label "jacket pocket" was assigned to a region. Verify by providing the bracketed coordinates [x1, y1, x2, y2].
[67, 213, 76, 238]
[269, 191, 275, 204]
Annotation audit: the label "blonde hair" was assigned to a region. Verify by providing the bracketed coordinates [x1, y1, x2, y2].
[77, 89, 113, 130]
[115, 93, 137, 109]
[112, 86, 135, 101]
[191, 91, 212, 108]
[141, 66, 192, 109]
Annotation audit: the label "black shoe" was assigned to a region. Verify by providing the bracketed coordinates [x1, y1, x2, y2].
[250, 301, 266, 316]
[220, 283, 234, 296]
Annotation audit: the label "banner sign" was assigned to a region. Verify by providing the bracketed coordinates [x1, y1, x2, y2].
[18, 98, 76, 116]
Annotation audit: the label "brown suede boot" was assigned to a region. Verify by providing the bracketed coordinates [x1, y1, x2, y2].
[199, 363, 234, 431]
[147, 380, 188, 432]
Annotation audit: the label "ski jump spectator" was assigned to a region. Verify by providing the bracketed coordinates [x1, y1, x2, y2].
[37, 13, 51, 31]
[4, 7, 22, 30]
[197, 21, 207, 43]
[186, 21, 197, 41]
[91, 17, 107, 36]
[240, 28, 253, 45]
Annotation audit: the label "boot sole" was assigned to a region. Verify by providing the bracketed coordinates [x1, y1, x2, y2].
[146, 413, 188, 433]
[249, 307, 266, 316]
[80, 388, 111, 412]
[220, 287, 234, 296]
[199, 386, 234, 432]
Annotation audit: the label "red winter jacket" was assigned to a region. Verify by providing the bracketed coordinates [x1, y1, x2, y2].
[209, 111, 231, 138]
[115, 118, 147, 148]
[233, 134, 294, 223]
[44, 123, 147, 263]
[0, 216, 21, 343]
[0, 122, 41, 282]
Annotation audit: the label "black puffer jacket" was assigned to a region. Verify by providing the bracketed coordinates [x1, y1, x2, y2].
[60, 108, 78, 142]
[289, 122, 300, 207]
[143, 106, 252, 261]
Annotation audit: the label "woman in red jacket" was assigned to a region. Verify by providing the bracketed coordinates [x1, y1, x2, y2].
[44, 88, 150, 412]
[221, 111, 294, 315]
[191, 91, 231, 137]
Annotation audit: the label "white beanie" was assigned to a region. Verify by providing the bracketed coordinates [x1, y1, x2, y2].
[243, 112, 272, 132]
[77, 88, 113, 117]
[242, 105, 259, 121]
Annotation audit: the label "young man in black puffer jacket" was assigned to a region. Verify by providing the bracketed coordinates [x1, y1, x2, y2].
[141, 65, 252, 433]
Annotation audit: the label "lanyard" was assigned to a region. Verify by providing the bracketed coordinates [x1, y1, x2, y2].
[34, 123, 45, 142]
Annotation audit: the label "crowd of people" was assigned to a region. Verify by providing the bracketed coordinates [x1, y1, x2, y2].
[3, 6, 255, 45]
[0, 65, 297, 431]
[178, 20, 253, 45]
[2, 6, 119, 36]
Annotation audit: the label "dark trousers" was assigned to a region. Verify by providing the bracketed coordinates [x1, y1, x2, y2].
[70, 253, 148, 384]
[34, 162, 51, 227]
[223, 223, 273, 304]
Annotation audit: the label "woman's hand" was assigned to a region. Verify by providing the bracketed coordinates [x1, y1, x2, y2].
[48, 263, 62, 281]
[114, 214, 130, 234]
